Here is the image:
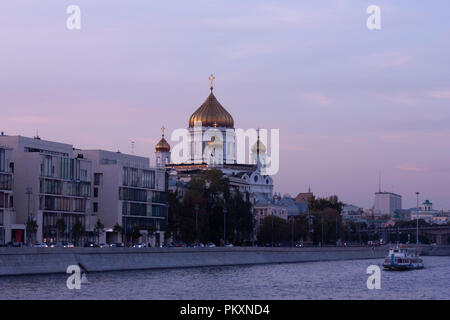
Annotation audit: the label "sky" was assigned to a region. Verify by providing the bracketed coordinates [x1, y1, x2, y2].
[1, 1, 450, 209]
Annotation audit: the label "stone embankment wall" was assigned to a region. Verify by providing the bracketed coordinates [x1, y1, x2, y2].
[0, 245, 447, 276]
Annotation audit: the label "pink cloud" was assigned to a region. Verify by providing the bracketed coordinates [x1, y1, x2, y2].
[379, 94, 417, 105]
[378, 132, 415, 144]
[430, 90, 450, 99]
[395, 163, 428, 172]
[298, 93, 333, 106]
[368, 52, 413, 69]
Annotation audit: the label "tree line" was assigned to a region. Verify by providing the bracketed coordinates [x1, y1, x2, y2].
[167, 169, 254, 245]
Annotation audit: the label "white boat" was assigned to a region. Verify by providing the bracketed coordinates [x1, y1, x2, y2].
[382, 245, 424, 271]
[81, 273, 89, 284]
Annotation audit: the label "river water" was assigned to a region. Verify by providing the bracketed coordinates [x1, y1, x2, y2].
[1, 256, 449, 300]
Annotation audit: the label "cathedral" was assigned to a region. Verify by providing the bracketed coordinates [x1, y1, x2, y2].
[154, 76, 274, 201]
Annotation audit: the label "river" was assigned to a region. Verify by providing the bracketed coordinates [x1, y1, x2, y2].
[1, 256, 449, 300]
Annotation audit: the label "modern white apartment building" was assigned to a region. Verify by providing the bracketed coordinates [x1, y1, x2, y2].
[79, 150, 168, 246]
[0, 146, 21, 245]
[0, 135, 92, 244]
[374, 192, 402, 215]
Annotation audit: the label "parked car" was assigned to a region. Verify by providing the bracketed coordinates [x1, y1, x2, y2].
[7, 242, 22, 247]
[62, 241, 75, 248]
[132, 243, 147, 248]
[172, 241, 185, 247]
[295, 242, 304, 248]
[98, 243, 109, 248]
[83, 241, 98, 248]
[367, 240, 380, 247]
[33, 242, 48, 248]
[207, 242, 216, 248]
[224, 243, 233, 247]
[110, 242, 124, 248]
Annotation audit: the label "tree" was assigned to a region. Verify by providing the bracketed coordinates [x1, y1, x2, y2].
[292, 214, 308, 243]
[227, 191, 253, 245]
[113, 223, 124, 243]
[131, 226, 142, 245]
[56, 218, 66, 245]
[94, 219, 105, 244]
[308, 195, 344, 245]
[167, 190, 182, 241]
[257, 216, 289, 246]
[147, 224, 156, 245]
[174, 169, 253, 245]
[72, 219, 85, 247]
[26, 217, 38, 245]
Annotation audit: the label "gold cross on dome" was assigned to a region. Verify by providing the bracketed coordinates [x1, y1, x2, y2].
[161, 126, 165, 137]
[209, 74, 215, 89]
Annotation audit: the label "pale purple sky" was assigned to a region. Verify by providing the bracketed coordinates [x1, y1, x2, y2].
[1, 1, 450, 209]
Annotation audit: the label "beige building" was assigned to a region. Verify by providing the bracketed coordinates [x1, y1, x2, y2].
[79, 149, 168, 246]
[0, 135, 92, 245]
[0, 145, 22, 245]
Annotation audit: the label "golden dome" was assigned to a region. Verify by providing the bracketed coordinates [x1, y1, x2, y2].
[155, 126, 170, 152]
[189, 91, 234, 128]
[251, 139, 266, 154]
[155, 136, 170, 153]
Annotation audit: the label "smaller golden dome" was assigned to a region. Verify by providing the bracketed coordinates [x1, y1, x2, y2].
[155, 127, 170, 152]
[251, 139, 266, 154]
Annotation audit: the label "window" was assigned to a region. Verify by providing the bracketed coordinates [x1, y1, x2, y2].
[143, 170, 155, 189]
[152, 205, 163, 217]
[94, 173, 101, 185]
[0, 149, 5, 172]
[93, 202, 98, 213]
[119, 188, 147, 202]
[130, 168, 139, 186]
[59, 158, 70, 179]
[43, 156, 53, 177]
[93, 188, 98, 198]
[122, 167, 129, 186]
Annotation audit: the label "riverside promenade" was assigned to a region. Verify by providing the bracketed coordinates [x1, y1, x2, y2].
[0, 245, 448, 276]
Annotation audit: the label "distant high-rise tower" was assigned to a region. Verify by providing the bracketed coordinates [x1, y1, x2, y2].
[374, 192, 402, 215]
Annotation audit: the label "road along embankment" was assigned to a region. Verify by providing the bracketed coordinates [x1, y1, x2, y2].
[1, 245, 447, 276]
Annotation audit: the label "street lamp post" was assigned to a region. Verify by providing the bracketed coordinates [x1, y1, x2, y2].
[291, 216, 294, 247]
[416, 192, 420, 245]
[321, 213, 324, 247]
[223, 207, 227, 246]
[195, 204, 199, 243]
[271, 211, 274, 247]
[26, 187, 33, 246]
[336, 213, 338, 246]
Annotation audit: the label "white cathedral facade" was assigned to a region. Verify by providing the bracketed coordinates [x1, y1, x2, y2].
[154, 77, 274, 200]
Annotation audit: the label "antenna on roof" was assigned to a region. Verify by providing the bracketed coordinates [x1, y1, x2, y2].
[131, 141, 135, 155]
[378, 171, 382, 192]
[34, 130, 41, 140]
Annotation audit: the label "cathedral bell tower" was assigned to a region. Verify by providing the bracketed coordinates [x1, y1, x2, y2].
[155, 126, 171, 168]
[251, 128, 267, 170]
